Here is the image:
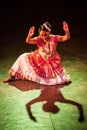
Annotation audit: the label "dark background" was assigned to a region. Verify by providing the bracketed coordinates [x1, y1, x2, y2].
[0, 0, 87, 47]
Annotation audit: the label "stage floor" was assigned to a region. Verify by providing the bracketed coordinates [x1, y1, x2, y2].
[0, 36, 87, 130]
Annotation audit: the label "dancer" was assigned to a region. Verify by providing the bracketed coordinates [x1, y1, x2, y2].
[3, 21, 71, 85]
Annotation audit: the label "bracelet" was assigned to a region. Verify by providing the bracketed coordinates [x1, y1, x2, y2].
[27, 36, 32, 39]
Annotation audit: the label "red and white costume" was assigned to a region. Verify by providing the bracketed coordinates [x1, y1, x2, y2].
[9, 35, 71, 85]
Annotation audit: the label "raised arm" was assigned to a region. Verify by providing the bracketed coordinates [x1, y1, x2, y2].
[58, 21, 70, 42]
[26, 26, 37, 44]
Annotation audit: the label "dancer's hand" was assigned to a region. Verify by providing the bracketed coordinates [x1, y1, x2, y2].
[28, 26, 35, 37]
[63, 21, 69, 32]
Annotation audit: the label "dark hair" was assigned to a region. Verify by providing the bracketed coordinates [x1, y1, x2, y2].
[38, 22, 52, 32]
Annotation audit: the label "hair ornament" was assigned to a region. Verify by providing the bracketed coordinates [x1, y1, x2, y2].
[43, 23, 51, 32]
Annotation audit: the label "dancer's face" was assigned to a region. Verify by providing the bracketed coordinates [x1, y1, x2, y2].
[39, 30, 50, 42]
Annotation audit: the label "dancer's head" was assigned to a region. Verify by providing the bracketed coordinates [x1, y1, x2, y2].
[38, 22, 52, 41]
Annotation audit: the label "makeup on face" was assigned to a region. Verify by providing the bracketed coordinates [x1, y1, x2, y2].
[39, 31, 50, 41]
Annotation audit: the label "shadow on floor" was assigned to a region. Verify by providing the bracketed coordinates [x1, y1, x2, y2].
[8, 80, 85, 122]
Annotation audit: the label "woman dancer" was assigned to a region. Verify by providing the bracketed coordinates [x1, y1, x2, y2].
[4, 21, 71, 85]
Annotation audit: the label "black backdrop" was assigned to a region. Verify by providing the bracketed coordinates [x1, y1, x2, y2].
[0, 0, 87, 45]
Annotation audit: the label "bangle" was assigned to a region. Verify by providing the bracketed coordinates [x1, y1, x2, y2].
[27, 36, 32, 39]
[28, 35, 31, 38]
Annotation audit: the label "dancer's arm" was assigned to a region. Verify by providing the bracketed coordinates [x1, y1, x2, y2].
[58, 21, 70, 42]
[26, 26, 37, 44]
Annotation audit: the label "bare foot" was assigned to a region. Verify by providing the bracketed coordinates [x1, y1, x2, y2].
[3, 77, 15, 83]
